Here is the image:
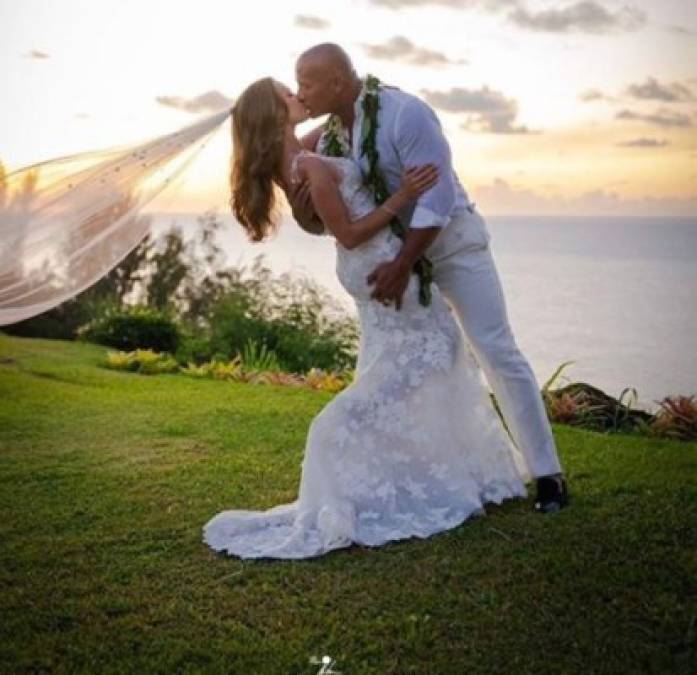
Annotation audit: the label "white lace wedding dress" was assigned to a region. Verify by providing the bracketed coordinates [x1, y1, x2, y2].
[202, 151, 531, 560]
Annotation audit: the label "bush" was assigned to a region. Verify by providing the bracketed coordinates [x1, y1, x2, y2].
[2, 295, 122, 342]
[174, 334, 213, 366]
[206, 277, 358, 374]
[77, 305, 181, 353]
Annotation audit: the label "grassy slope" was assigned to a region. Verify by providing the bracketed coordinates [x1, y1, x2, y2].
[0, 333, 694, 674]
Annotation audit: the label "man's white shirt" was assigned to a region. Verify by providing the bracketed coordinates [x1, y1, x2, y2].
[316, 79, 491, 257]
[318, 81, 473, 230]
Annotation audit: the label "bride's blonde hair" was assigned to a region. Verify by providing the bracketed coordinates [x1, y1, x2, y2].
[229, 77, 288, 242]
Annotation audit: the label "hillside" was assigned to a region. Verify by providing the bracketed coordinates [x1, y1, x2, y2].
[0, 333, 694, 674]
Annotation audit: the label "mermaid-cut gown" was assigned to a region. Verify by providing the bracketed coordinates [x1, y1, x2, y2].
[202, 152, 532, 560]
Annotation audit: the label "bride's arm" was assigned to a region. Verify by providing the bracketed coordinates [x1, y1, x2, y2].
[300, 125, 324, 151]
[287, 123, 325, 235]
[298, 157, 437, 250]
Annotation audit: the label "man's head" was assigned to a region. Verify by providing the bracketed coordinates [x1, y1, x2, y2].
[295, 43, 360, 117]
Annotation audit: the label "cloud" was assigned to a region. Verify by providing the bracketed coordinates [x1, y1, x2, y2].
[579, 88, 614, 103]
[509, 1, 646, 34]
[369, 1, 646, 35]
[626, 77, 694, 102]
[370, 0, 510, 9]
[615, 137, 670, 148]
[294, 14, 330, 29]
[362, 36, 466, 66]
[421, 86, 532, 133]
[581, 77, 695, 109]
[471, 177, 697, 216]
[155, 90, 235, 114]
[666, 25, 696, 36]
[616, 108, 692, 128]
[24, 50, 49, 59]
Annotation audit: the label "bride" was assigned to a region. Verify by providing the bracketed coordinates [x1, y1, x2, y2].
[202, 77, 532, 560]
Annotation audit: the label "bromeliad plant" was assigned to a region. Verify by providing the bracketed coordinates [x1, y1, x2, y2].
[105, 348, 179, 375]
[240, 338, 281, 373]
[541, 361, 661, 435]
[103, 345, 354, 394]
[303, 368, 347, 394]
[646, 395, 697, 441]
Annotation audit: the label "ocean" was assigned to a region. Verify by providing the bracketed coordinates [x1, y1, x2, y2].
[148, 212, 697, 412]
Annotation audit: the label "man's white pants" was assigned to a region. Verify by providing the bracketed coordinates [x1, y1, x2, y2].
[427, 207, 563, 479]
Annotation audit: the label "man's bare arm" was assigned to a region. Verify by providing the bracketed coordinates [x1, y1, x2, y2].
[393, 226, 441, 271]
[366, 226, 441, 310]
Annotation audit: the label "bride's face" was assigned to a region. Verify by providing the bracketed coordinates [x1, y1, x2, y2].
[272, 81, 308, 125]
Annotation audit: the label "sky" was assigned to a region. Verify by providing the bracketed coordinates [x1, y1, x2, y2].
[1, 0, 696, 216]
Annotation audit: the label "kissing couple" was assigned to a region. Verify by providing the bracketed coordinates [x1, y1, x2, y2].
[203, 42, 569, 560]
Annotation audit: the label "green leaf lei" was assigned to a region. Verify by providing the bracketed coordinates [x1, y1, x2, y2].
[319, 74, 433, 306]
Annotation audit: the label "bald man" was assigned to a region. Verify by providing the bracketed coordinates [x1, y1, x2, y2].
[290, 43, 569, 514]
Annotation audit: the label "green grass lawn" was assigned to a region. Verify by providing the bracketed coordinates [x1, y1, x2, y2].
[0, 332, 694, 674]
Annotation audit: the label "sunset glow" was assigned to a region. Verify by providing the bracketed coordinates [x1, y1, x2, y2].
[1, 0, 695, 215]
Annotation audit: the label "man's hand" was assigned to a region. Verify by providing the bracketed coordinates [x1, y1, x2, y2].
[366, 227, 442, 310]
[288, 180, 324, 235]
[366, 258, 411, 311]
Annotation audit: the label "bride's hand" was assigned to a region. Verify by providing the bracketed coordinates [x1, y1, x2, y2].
[397, 164, 439, 202]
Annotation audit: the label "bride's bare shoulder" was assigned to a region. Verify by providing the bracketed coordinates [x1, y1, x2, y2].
[295, 152, 342, 184]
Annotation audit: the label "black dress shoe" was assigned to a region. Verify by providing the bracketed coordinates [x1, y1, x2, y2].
[533, 475, 569, 513]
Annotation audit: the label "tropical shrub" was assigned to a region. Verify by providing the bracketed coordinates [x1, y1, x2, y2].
[77, 305, 181, 352]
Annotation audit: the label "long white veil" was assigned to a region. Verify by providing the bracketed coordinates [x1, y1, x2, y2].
[0, 108, 232, 326]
